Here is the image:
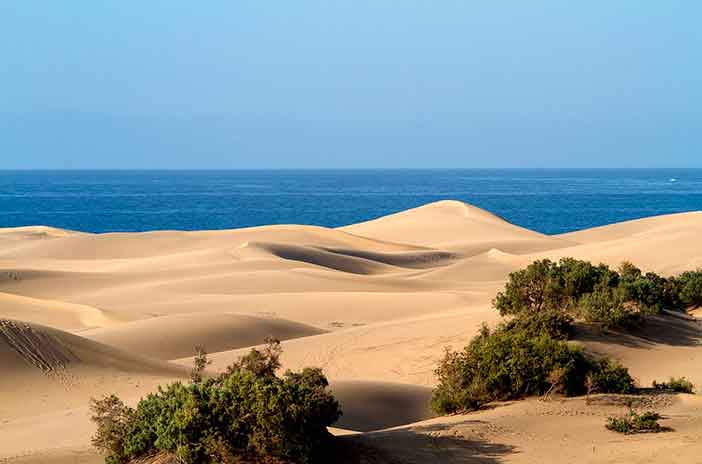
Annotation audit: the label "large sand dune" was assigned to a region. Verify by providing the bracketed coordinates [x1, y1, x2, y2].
[2, 200, 702, 463]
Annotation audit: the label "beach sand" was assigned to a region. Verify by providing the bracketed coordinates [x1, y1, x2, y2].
[1, 200, 701, 463]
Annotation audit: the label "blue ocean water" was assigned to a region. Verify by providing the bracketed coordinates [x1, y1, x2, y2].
[0, 170, 701, 235]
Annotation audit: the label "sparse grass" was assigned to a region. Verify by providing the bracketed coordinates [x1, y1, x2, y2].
[189, 344, 210, 384]
[606, 408, 667, 434]
[653, 377, 695, 394]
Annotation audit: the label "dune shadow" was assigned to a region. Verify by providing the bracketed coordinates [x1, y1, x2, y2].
[319, 247, 461, 270]
[574, 314, 701, 349]
[337, 421, 516, 464]
[331, 381, 435, 432]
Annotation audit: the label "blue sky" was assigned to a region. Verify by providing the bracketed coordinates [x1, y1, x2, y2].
[1, 1, 699, 168]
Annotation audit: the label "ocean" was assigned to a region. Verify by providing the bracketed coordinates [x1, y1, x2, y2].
[0, 169, 701, 235]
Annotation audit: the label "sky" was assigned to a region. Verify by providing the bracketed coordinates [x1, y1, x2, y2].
[0, 1, 700, 169]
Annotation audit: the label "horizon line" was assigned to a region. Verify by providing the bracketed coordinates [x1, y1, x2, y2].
[1, 167, 701, 172]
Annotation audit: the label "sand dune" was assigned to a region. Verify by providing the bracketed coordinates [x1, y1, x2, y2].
[2, 200, 702, 463]
[0, 223, 421, 261]
[341, 200, 573, 253]
[0, 226, 75, 257]
[575, 315, 702, 387]
[348, 394, 702, 464]
[0, 319, 185, 420]
[558, 211, 702, 244]
[81, 313, 326, 360]
[0, 292, 112, 330]
[0, 319, 181, 376]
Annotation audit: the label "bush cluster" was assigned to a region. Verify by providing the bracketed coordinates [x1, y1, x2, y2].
[587, 358, 636, 395]
[431, 323, 634, 414]
[679, 270, 702, 308]
[495, 258, 702, 329]
[606, 409, 665, 434]
[91, 340, 341, 464]
[432, 257, 702, 417]
[431, 258, 679, 414]
[652, 377, 695, 394]
[501, 309, 575, 340]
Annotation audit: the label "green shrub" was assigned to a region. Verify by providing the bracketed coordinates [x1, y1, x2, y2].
[189, 344, 210, 384]
[679, 270, 702, 308]
[430, 323, 633, 414]
[578, 285, 642, 330]
[617, 261, 642, 284]
[653, 377, 695, 394]
[493, 259, 567, 316]
[90, 340, 342, 464]
[218, 336, 282, 379]
[606, 409, 665, 434]
[90, 395, 135, 464]
[588, 358, 635, 394]
[558, 258, 611, 303]
[495, 258, 696, 328]
[502, 309, 574, 340]
[437, 257, 699, 416]
[492, 257, 612, 315]
[502, 309, 575, 340]
[662, 276, 684, 309]
[616, 262, 671, 313]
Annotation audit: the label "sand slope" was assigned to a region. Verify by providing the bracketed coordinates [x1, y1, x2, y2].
[81, 313, 326, 360]
[341, 200, 574, 253]
[0, 319, 186, 421]
[2, 200, 702, 463]
[349, 394, 702, 463]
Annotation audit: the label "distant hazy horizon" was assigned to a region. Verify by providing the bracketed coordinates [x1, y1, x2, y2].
[2, 2, 700, 169]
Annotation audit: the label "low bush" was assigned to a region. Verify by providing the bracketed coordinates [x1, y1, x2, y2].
[678, 270, 702, 308]
[606, 409, 665, 434]
[502, 309, 574, 340]
[431, 324, 634, 414]
[435, 257, 697, 416]
[493, 259, 567, 316]
[577, 285, 643, 330]
[90, 395, 134, 463]
[587, 358, 635, 394]
[91, 340, 342, 464]
[494, 258, 702, 330]
[652, 377, 695, 394]
[189, 344, 210, 384]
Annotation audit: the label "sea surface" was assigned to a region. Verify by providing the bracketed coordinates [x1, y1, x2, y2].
[1, 169, 701, 235]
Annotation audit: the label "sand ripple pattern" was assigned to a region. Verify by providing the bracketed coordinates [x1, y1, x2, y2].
[0, 319, 78, 372]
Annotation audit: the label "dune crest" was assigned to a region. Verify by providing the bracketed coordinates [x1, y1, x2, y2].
[341, 200, 572, 253]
